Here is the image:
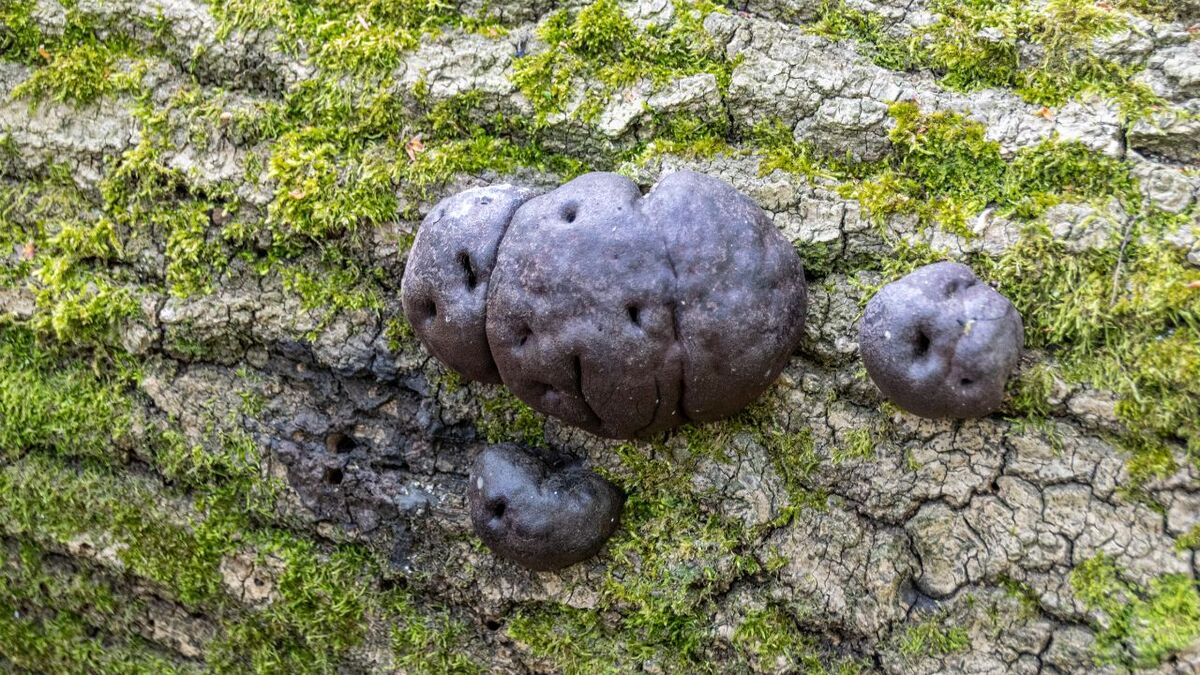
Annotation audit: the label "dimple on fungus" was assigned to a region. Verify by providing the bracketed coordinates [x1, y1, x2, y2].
[467, 444, 624, 571]
[858, 261, 1024, 418]
[402, 171, 807, 439]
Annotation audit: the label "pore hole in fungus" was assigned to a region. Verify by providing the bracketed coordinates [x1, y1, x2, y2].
[560, 202, 578, 223]
[914, 332, 931, 357]
[323, 466, 344, 485]
[458, 251, 478, 290]
[626, 304, 641, 326]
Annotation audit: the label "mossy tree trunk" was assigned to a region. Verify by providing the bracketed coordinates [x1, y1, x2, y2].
[2, 0, 1199, 672]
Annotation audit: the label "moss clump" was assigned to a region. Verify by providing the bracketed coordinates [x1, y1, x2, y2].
[209, 0, 505, 74]
[0, 325, 132, 463]
[388, 592, 483, 674]
[476, 387, 548, 447]
[897, 612, 970, 658]
[511, 0, 732, 123]
[809, 0, 1162, 113]
[0, 2, 157, 107]
[733, 605, 867, 673]
[851, 103, 1137, 236]
[0, 542, 190, 673]
[1071, 554, 1200, 667]
[981, 235, 1200, 474]
[809, 1, 923, 71]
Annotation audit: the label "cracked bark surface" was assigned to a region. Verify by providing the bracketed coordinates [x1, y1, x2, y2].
[2, 0, 1199, 672]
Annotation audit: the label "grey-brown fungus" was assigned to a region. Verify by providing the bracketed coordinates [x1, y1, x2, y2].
[401, 185, 536, 383]
[402, 171, 808, 440]
[468, 444, 623, 571]
[858, 261, 1024, 418]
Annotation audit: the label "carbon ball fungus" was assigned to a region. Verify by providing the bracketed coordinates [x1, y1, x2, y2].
[401, 171, 808, 440]
[858, 261, 1024, 418]
[468, 444, 624, 571]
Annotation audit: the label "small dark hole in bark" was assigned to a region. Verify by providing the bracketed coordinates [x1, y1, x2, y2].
[458, 251, 478, 290]
[561, 202, 578, 223]
[323, 467, 344, 485]
[485, 619, 502, 630]
[518, 326, 532, 347]
[960, 378, 973, 386]
[491, 500, 507, 519]
[914, 332, 931, 357]
[424, 300, 438, 321]
[325, 432, 356, 454]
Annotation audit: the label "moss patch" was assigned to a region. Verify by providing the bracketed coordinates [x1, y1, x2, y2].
[511, 0, 732, 124]
[1072, 554, 1200, 667]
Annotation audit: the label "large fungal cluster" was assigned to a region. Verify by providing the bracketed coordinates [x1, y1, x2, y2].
[402, 171, 809, 440]
[402, 172, 1027, 571]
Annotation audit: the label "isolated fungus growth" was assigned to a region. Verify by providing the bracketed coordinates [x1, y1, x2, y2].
[858, 262, 1024, 418]
[467, 444, 624, 571]
[402, 171, 808, 439]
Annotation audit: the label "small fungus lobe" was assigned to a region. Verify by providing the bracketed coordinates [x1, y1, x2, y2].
[467, 444, 624, 571]
[401, 184, 536, 383]
[858, 261, 1024, 418]
[402, 171, 808, 439]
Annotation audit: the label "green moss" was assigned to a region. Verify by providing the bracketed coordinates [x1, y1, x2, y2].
[833, 427, 876, 464]
[809, 1, 923, 71]
[1176, 525, 1200, 552]
[511, 0, 732, 124]
[210, 538, 375, 672]
[618, 114, 733, 170]
[1071, 554, 1200, 667]
[0, 325, 132, 463]
[1, 2, 153, 107]
[476, 387, 548, 447]
[388, 595, 483, 674]
[850, 103, 1142, 237]
[732, 605, 867, 673]
[981, 235, 1200, 470]
[1007, 362, 1057, 417]
[11, 42, 145, 106]
[898, 612, 970, 657]
[0, 542, 189, 673]
[209, 0, 504, 75]
[750, 118, 873, 182]
[809, 0, 1163, 113]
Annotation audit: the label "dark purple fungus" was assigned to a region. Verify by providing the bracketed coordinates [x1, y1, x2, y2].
[487, 171, 807, 439]
[401, 184, 536, 383]
[468, 444, 623, 571]
[402, 171, 806, 439]
[858, 261, 1024, 418]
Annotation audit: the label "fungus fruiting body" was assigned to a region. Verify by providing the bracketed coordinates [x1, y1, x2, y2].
[401, 185, 536, 383]
[402, 171, 808, 439]
[467, 444, 624, 571]
[858, 261, 1024, 418]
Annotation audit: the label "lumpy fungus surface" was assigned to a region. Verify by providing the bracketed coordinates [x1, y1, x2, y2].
[467, 444, 624, 571]
[858, 261, 1024, 418]
[402, 171, 808, 439]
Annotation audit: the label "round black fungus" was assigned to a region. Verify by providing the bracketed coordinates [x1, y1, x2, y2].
[403, 171, 806, 439]
[401, 184, 536, 384]
[858, 261, 1024, 418]
[467, 444, 624, 571]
